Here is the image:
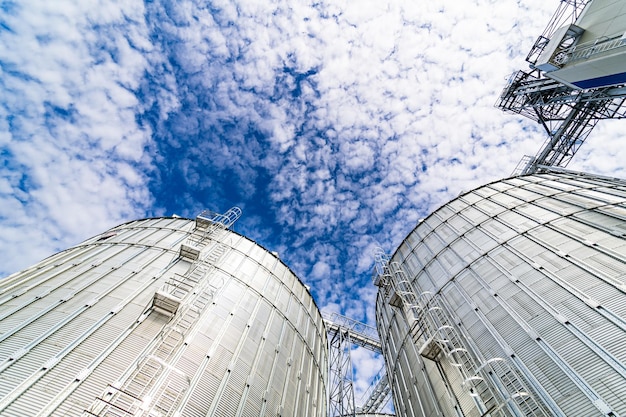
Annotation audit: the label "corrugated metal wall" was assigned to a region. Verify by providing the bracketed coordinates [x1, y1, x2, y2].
[354, 413, 397, 417]
[377, 171, 626, 417]
[0, 216, 327, 417]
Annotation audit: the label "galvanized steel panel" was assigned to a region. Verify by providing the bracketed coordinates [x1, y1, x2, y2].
[377, 171, 626, 417]
[0, 217, 326, 417]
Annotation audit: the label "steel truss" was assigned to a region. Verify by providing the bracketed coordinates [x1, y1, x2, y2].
[497, 70, 626, 175]
[495, 0, 626, 175]
[525, 0, 590, 66]
[327, 325, 356, 417]
[323, 312, 391, 416]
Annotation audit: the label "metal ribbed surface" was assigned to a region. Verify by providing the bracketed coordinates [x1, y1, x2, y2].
[0, 216, 327, 417]
[377, 170, 626, 417]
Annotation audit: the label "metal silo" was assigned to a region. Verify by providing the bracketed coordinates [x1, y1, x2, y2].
[0, 210, 328, 417]
[375, 170, 626, 417]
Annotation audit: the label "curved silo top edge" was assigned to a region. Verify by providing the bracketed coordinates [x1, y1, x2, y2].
[31, 215, 325, 319]
[388, 167, 626, 263]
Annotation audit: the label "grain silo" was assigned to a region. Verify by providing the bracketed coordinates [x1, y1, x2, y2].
[375, 170, 626, 417]
[0, 209, 327, 417]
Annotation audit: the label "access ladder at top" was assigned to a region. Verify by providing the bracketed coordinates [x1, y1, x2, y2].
[83, 209, 241, 417]
[374, 249, 550, 417]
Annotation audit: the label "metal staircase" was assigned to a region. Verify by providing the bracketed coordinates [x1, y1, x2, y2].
[83, 209, 240, 417]
[180, 207, 241, 261]
[357, 366, 391, 414]
[374, 249, 549, 417]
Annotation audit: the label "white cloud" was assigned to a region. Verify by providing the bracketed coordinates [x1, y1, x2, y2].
[4, 0, 626, 411]
[0, 0, 154, 275]
[350, 346, 386, 402]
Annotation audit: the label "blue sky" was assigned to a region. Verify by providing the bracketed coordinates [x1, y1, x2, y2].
[3, 0, 626, 405]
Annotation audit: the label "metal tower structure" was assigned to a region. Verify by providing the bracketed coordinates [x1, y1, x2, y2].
[323, 312, 392, 417]
[496, 0, 626, 175]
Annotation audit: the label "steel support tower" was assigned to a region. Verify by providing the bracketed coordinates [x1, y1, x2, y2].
[323, 312, 391, 416]
[496, 0, 626, 175]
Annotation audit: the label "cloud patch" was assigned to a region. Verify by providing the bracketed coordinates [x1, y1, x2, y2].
[1, 0, 155, 275]
[4, 0, 626, 408]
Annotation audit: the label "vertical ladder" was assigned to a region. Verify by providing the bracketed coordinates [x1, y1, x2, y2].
[375, 250, 549, 417]
[386, 260, 498, 415]
[84, 210, 239, 417]
[180, 207, 241, 259]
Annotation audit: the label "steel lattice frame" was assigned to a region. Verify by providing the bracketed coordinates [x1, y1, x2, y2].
[328, 328, 357, 417]
[496, 0, 626, 175]
[324, 312, 391, 416]
[497, 70, 626, 175]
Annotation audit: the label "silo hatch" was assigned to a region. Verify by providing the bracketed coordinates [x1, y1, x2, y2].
[419, 336, 442, 360]
[151, 290, 181, 316]
[180, 243, 201, 260]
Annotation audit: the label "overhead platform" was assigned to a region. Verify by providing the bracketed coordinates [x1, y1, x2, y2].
[496, 0, 626, 174]
[533, 0, 626, 89]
